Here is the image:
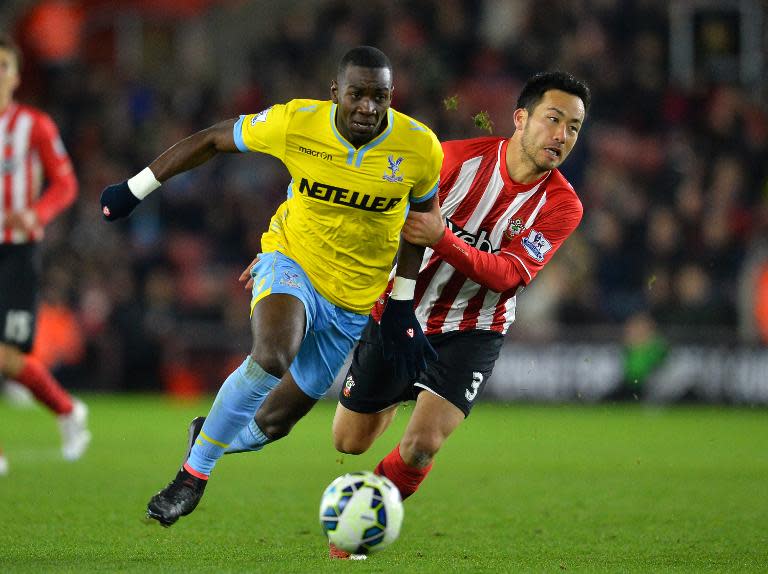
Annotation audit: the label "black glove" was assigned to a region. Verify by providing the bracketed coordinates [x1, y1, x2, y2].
[100, 181, 141, 221]
[379, 297, 438, 381]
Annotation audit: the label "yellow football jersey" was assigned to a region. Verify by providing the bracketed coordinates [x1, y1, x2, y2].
[235, 99, 442, 313]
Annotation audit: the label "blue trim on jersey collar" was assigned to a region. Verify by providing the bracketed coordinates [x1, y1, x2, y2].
[329, 105, 395, 168]
[330, 104, 356, 165]
[233, 116, 248, 152]
[354, 108, 394, 168]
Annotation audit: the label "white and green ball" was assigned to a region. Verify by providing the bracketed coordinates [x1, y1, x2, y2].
[319, 471, 404, 554]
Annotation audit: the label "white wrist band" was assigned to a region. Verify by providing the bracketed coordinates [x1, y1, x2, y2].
[127, 167, 161, 200]
[390, 277, 416, 300]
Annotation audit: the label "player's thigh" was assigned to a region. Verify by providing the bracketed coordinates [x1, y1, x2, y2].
[338, 318, 412, 413]
[248, 252, 312, 372]
[250, 293, 306, 371]
[0, 244, 39, 353]
[288, 301, 367, 401]
[332, 402, 399, 454]
[0, 342, 25, 375]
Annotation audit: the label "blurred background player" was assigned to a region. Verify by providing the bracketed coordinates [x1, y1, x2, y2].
[329, 72, 590, 556]
[0, 34, 89, 466]
[100, 46, 442, 527]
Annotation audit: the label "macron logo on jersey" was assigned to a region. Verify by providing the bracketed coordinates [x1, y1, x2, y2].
[298, 145, 333, 161]
[522, 229, 552, 262]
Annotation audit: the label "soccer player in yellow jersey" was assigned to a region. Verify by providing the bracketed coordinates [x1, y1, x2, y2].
[100, 46, 443, 527]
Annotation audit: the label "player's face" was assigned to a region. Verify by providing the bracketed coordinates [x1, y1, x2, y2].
[332, 65, 393, 147]
[0, 48, 20, 103]
[518, 89, 585, 172]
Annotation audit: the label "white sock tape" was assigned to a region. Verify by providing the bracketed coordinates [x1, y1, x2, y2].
[127, 167, 161, 200]
[390, 277, 416, 300]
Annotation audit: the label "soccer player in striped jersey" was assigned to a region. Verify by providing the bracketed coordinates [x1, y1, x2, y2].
[0, 35, 89, 468]
[100, 46, 443, 527]
[332, 72, 591, 522]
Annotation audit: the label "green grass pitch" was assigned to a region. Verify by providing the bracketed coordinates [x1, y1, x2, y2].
[1, 395, 766, 573]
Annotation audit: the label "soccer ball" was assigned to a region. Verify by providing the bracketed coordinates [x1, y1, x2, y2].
[319, 471, 404, 554]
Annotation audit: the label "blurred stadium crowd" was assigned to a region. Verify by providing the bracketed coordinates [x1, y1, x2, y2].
[3, 0, 767, 392]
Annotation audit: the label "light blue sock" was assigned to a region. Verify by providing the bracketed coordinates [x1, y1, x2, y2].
[226, 418, 272, 454]
[187, 356, 280, 475]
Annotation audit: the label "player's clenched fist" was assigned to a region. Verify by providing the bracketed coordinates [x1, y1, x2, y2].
[402, 195, 445, 247]
[100, 167, 161, 221]
[100, 181, 141, 221]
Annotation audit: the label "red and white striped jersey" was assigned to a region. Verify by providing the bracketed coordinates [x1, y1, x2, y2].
[0, 102, 77, 244]
[373, 136, 583, 334]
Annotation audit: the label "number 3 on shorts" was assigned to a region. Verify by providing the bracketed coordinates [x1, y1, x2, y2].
[3, 310, 33, 344]
[465, 372, 483, 402]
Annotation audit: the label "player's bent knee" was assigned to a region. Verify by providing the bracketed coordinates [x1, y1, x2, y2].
[258, 419, 291, 441]
[333, 434, 372, 455]
[248, 348, 293, 379]
[256, 409, 300, 441]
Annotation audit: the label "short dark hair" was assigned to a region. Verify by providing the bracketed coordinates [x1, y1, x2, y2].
[516, 72, 591, 114]
[338, 46, 392, 78]
[0, 34, 21, 70]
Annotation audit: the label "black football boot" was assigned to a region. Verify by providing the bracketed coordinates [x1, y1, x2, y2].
[146, 417, 207, 527]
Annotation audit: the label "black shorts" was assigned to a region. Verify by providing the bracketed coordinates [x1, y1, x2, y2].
[0, 244, 40, 352]
[339, 318, 504, 417]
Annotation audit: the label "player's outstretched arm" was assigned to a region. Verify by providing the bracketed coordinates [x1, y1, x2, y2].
[379, 196, 438, 381]
[100, 119, 239, 221]
[402, 197, 524, 292]
[404, 195, 582, 293]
